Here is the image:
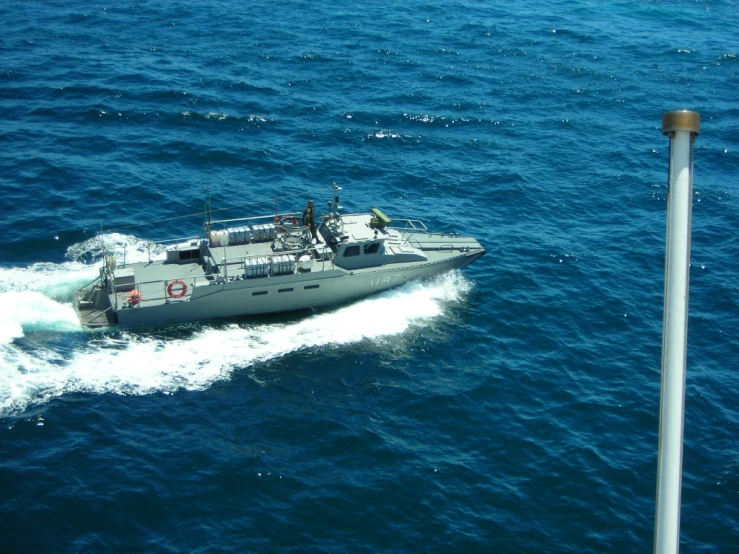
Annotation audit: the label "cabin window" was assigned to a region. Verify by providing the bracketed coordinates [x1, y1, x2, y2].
[304, 284, 319, 290]
[252, 291, 268, 296]
[343, 245, 360, 257]
[278, 288, 294, 293]
[363, 242, 380, 255]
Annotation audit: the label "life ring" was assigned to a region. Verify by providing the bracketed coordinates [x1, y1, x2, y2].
[167, 279, 188, 298]
[284, 217, 300, 226]
[129, 290, 142, 305]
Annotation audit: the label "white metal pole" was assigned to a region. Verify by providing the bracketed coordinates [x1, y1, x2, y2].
[654, 110, 700, 554]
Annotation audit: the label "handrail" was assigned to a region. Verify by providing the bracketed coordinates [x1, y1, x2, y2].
[156, 235, 201, 245]
[78, 273, 103, 291]
[210, 212, 300, 226]
[113, 274, 212, 307]
[87, 306, 113, 323]
[388, 218, 428, 232]
[389, 218, 429, 242]
[129, 214, 299, 248]
[114, 251, 302, 309]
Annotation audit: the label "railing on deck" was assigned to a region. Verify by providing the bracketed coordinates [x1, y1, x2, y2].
[209, 212, 301, 229]
[113, 213, 305, 269]
[112, 274, 212, 311]
[112, 250, 334, 311]
[388, 218, 429, 241]
[216, 250, 334, 280]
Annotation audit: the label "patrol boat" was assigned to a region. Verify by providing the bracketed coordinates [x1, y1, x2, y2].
[73, 184, 486, 329]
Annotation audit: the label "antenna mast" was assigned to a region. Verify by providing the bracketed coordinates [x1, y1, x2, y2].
[204, 187, 213, 237]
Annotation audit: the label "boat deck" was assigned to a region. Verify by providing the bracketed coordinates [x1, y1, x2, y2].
[121, 261, 209, 308]
[110, 237, 336, 312]
[76, 301, 117, 328]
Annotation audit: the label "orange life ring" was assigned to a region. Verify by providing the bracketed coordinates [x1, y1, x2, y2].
[285, 217, 299, 225]
[167, 279, 188, 298]
[129, 290, 142, 305]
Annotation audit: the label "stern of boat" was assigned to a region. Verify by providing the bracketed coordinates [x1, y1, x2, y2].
[73, 269, 118, 329]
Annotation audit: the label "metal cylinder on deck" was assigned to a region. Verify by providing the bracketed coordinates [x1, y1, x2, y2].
[654, 110, 699, 554]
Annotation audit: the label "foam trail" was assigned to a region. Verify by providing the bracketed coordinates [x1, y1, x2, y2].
[0, 233, 167, 342]
[0, 263, 94, 347]
[0, 291, 81, 343]
[0, 271, 472, 416]
[0, 262, 98, 300]
[65, 232, 168, 266]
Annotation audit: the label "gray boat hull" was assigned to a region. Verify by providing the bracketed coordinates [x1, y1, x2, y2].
[73, 196, 486, 329]
[112, 249, 482, 327]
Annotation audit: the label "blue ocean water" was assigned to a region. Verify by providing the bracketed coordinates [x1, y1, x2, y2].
[1, 0, 737, 551]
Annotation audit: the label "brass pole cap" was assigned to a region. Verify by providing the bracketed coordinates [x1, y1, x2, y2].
[663, 110, 700, 136]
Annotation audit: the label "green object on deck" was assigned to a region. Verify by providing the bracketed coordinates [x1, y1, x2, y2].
[371, 207, 392, 228]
